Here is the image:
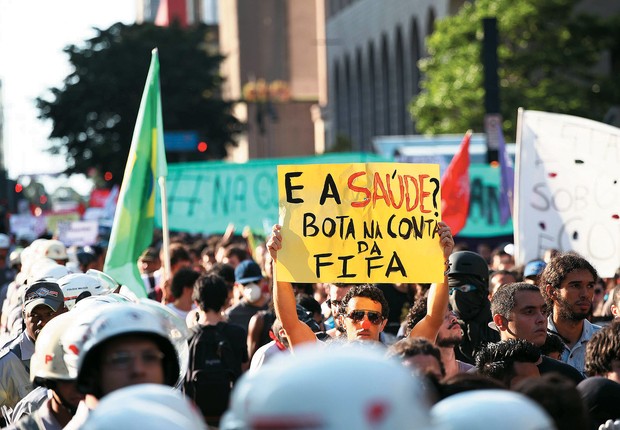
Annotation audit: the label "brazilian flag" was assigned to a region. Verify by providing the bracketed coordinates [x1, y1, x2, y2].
[104, 49, 167, 297]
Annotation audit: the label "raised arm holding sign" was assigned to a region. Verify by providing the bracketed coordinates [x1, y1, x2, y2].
[276, 163, 446, 284]
[267, 162, 455, 349]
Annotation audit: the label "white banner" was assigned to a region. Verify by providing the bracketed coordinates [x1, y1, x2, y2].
[515, 110, 620, 277]
[57, 220, 99, 247]
[9, 214, 47, 241]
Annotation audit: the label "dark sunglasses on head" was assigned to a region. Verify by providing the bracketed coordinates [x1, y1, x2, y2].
[345, 310, 384, 325]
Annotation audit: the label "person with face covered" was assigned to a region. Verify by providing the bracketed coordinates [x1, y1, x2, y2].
[446, 251, 500, 364]
[225, 260, 269, 333]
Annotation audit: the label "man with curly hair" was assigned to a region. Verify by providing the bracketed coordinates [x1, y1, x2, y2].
[474, 339, 541, 388]
[584, 320, 620, 383]
[403, 299, 471, 377]
[539, 252, 601, 373]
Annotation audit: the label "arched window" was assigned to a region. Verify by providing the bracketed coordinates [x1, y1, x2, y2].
[368, 42, 377, 141]
[381, 34, 390, 135]
[395, 26, 406, 135]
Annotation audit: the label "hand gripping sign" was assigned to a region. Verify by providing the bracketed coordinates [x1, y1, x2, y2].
[276, 163, 445, 284]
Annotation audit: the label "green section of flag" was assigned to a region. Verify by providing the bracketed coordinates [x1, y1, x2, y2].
[104, 49, 167, 297]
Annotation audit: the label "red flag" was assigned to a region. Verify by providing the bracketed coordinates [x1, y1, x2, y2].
[440, 130, 471, 235]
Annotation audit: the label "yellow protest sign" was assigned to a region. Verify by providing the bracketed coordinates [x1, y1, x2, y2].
[276, 163, 444, 283]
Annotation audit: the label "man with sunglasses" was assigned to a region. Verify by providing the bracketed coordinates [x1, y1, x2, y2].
[267, 222, 454, 349]
[337, 284, 389, 342]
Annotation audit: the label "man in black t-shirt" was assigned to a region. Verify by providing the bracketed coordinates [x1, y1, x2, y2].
[192, 273, 249, 375]
[225, 260, 269, 332]
[187, 273, 249, 426]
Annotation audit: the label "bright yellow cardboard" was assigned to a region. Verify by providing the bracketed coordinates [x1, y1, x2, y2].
[276, 163, 444, 283]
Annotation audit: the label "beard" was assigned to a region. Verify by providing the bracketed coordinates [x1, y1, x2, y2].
[436, 324, 463, 347]
[556, 295, 591, 322]
[436, 334, 462, 348]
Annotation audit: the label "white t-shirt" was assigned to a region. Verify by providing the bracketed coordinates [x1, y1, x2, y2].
[166, 302, 196, 322]
[249, 340, 288, 374]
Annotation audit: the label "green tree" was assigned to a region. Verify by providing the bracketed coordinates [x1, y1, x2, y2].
[37, 23, 241, 186]
[411, 0, 617, 138]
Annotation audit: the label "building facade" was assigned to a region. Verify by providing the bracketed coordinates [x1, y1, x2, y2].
[136, 0, 206, 27]
[218, 0, 324, 161]
[325, 0, 468, 152]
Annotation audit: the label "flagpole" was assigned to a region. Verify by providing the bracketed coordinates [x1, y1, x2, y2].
[158, 176, 171, 278]
[513, 107, 524, 266]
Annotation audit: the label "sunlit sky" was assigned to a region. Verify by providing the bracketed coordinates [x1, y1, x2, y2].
[0, 0, 136, 194]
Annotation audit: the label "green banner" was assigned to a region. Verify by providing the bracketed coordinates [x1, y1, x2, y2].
[156, 157, 514, 238]
[156, 153, 390, 236]
[459, 164, 514, 237]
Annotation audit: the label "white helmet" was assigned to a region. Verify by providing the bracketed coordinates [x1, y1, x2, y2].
[70, 293, 132, 312]
[9, 247, 23, 267]
[29, 238, 50, 256]
[58, 273, 113, 310]
[221, 343, 434, 430]
[62, 302, 181, 396]
[30, 312, 77, 384]
[137, 298, 190, 389]
[85, 269, 120, 292]
[431, 390, 556, 430]
[41, 239, 69, 261]
[27, 260, 71, 285]
[221, 361, 284, 430]
[81, 384, 207, 430]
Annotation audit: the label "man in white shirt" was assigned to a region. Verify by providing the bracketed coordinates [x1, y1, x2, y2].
[540, 252, 601, 373]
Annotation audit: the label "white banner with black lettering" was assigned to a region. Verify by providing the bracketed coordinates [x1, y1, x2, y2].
[515, 110, 620, 277]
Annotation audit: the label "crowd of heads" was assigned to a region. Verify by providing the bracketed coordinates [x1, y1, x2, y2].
[0, 230, 616, 429]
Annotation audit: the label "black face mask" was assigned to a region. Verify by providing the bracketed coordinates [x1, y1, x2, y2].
[448, 275, 488, 321]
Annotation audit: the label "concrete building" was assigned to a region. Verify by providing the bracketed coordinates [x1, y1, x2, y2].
[325, 0, 467, 152]
[218, 0, 324, 161]
[324, 0, 620, 152]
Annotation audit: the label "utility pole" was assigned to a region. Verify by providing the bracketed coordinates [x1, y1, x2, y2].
[482, 17, 501, 163]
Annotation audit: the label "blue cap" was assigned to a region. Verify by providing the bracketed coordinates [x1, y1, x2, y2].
[524, 260, 546, 278]
[235, 260, 263, 284]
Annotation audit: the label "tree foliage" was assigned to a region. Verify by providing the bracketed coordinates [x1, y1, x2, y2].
[410, 0, 618, 138]
[37, 23, 241, 186]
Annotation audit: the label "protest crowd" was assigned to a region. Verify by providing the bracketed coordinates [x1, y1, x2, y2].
[0, 45, 618, 430]
[0, 220, 616, 430]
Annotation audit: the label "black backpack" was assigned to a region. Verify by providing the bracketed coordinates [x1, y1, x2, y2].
[184, 323, 238, 425]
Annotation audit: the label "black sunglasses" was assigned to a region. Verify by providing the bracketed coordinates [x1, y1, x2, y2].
[345, 310, 384, 325]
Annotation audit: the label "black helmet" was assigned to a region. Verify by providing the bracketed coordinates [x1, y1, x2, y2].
[448, 251, 489, 283]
